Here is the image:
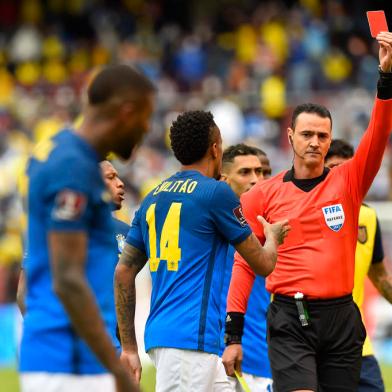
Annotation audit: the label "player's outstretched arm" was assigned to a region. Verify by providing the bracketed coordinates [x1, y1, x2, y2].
[49, 231, 139, 392]
[368, 261, 392, 304]
[234, 217, 290, 276]
[115, 243, 148, 383]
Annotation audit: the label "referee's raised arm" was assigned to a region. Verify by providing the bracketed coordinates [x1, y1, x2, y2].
[346, 31, 392, 203]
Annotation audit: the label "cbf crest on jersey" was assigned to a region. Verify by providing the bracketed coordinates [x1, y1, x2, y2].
[116, 234, 125, 253]
[322, 203, 345, 232]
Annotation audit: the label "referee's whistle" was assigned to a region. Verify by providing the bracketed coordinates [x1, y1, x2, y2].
[294, 292, 310, 327]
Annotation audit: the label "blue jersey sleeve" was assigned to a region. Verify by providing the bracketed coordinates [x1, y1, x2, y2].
[126, 208, 146, 253]
[210, 182, 252, 245]
[45, 158, 96, 231]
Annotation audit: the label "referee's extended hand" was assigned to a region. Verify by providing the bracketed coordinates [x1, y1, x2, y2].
[222, 343, 243, 377]
[377, 32, 392, 72]
[258, 216, 291, 245]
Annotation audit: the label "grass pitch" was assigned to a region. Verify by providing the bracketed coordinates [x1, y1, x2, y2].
[1, 363, 391, 391]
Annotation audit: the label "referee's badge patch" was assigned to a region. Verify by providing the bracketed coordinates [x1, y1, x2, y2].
[322, 203, 345, 232]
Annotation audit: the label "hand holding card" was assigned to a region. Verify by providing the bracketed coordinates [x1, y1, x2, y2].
[367, 11, 389, 38]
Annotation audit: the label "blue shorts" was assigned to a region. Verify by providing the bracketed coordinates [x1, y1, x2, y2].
[358, 355, 384, 392]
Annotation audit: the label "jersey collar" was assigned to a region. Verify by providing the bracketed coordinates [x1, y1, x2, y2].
[283, 166, 330, 192]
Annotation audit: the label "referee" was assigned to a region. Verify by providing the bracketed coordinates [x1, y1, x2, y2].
[325, 139, 392, 392]
[222, 31, 392, 391]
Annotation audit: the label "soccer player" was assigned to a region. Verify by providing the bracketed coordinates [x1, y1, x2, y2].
[100, 160, 131, 351]
[19, 65, 155, 392]
[257, 149, 272, 179]
[220, 144, 273, 391]
[325, 139, 392, 392]
[18, 160, 130, 351]
[114, 111, 290, 391]
[222, 32, 392, 391]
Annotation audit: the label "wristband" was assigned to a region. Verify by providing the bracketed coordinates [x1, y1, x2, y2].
[224, 312, 244, 345]
[377, 66, 392, 100]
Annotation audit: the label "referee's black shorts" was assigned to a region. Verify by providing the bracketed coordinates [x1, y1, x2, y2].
[267, 294, 366, 392]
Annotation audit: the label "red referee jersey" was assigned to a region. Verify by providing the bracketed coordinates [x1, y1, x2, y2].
[228, 98, 392, 312]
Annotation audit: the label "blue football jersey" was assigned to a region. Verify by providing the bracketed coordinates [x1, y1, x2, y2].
[220, 246, 272, 378]
[20, 130, 118, 374]
[126, 170, 252, 354]
[112, 217, 130, 351]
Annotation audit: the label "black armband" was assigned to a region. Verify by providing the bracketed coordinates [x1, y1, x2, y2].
[377, 67, 392, 100]
[224, 312, 245, 345]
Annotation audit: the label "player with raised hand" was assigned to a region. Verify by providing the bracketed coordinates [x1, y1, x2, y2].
[19, 65, 155, 392]
[114, 111, 289, 391]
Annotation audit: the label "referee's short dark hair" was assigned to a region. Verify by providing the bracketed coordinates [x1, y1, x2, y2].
[291, 103, 332, 130]
[222, 144, 265, 165]
[325, 139, 354, 161]
[88, 65, 155, 106]
[170, 110, 217, 165]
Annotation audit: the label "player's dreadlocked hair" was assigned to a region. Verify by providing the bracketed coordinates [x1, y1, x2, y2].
[222, 144, 266, 165]
[170, 111, 217, 165]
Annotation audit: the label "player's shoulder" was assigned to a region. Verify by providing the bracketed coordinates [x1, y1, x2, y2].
[359, 203, 378, 221]
[112, 217, 130, 236]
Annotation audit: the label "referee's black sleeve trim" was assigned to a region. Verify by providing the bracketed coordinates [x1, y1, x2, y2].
[377, 69, 392, 100]
[371, 218, 384, 264]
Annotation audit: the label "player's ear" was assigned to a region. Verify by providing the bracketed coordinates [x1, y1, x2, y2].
[220, 173, 228, 182]
[211, 142, 219, 159]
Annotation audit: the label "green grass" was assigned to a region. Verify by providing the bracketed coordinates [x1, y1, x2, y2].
[1, 363, 391, 391]
[140, 364, 156, 392]
[381, 363, 392, 392]
[0, 365, 155, 392]
[0, 368, 19, 392]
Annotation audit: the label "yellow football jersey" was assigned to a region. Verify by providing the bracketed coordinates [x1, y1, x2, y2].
[353, 204, 378, 356]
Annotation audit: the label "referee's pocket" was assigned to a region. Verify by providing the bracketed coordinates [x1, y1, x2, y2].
[351, 303, 366, 342]
[267, 302, 286, 338]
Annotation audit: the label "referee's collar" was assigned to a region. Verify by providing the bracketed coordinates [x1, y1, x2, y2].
[283, 166, 330, 192]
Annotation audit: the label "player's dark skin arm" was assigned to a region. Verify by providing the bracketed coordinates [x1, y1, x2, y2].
[16, 268, 26, 316]
[114, 243, 148, 383]
[49, 231, 138, 392]
[368, 261, 392, 304]
[235, 217, 290, 276]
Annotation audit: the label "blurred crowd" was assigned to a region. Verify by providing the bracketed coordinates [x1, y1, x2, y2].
[1, 0, 392, 302]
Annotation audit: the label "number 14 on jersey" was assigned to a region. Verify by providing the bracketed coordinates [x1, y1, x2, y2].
[146, 202, 182, 272]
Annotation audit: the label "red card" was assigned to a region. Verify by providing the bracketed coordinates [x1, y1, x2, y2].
[367, 11, 389, 38]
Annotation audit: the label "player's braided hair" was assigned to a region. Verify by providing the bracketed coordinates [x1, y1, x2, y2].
[170, 110, 217, 165]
